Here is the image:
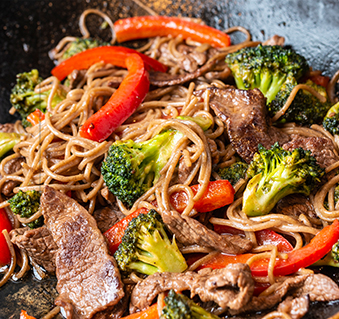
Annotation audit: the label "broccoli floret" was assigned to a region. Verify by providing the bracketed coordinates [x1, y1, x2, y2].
[217, 161, 249, 186]
[10, 69, 66, 127]
[114, 209, 187, 275]
[268, 78, 331, 125]
[8, 190, 43, 229]
[101, 116, 212, 208]
[313, 240, 339, 268]
[243, 142, 324, 216]
[61, 37, 109, 60]
[0, 132, 21, 159]
[225, 45, 309, 103]
[323, 101, 339, 135]
[160, 289, 220, 319]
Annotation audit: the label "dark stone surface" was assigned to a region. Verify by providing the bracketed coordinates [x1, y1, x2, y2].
[0, 0, 338, 318]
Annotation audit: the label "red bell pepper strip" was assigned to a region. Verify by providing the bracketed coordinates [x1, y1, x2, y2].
[104, 207, 148, 255]
[308, 74, 330, 88]
[214, 225, 293, 253]
[51, 46, 167, 81]
[20, 310, 36, 319]
[120, 304, 158, 319]
[201, 219, 339, 277]
[170, 180, 235, 213]
[79, 54, 150, 142]
[0, 208, 12, 266]
[114, 16, 231, 49]
[26, 109, 45, 126]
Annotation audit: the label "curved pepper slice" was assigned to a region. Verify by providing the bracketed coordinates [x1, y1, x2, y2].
[20, 310, 37, 319]
[0, 208, 12, 266]
[114, 16, 231, 49]
[104, 207, 148, 255]
[120, 303, 158, 319]
[170, 180, 235, 213]
[51, 46, 167, 81]
[79, 54, 150, 142]
[201, 219, 339, 277]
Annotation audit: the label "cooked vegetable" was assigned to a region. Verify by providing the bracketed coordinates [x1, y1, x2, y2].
[323, 101, 339, 135]
[20, 310, 36, 319]
[101, 116, 212, 208]
[51, 46, 167, 81]
[0, 132, 21, 159]
[26, 109, 45, 126]
[120, 304, 158, 319]
[104, 207, 148, 255]
[8, 190, 43, 229]
[10, 69, 65, 127]
[114, 16, 231, 48]
[114, 209, 187, 275]
[160, 289, 220, 319]
[243, 142, 324, 216]
[201, 219, 339, 277]
[268, 78, 331, 125]
[79, 54, 150, 142]
[60, 37, 109, 61]
[169, 180, 235, 213]
[217, 161, 248, 186]
[0, 208, 12, 266]
[313, 240, 339, 268]
[225, 45, 308, 103]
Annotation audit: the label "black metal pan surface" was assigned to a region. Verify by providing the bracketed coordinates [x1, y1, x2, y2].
[0, 0, 339, 318]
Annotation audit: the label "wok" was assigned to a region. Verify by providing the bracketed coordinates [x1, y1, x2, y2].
[0, 0, 338, 318]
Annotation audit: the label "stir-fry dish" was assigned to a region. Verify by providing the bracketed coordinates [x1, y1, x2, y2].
[2, 8, 339, 319]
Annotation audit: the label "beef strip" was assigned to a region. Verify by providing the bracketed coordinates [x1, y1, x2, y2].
[0, 123, 15, 133]
[282, 134, 338, 169]
[93, 205, 125, 233]
[177, 44, 207, 72]
[194, 87, 289, 163]
[277, 295, 309, 319]
[1, 157, 25, 196]
[10, 226, 58, 273]
[101, 186, 116, 205]
[41, 186, 124, 319]
[275, 194, 319, 224]
[229, 274, 339, 316]
[149, 58, 217, 87]
[130, 263, 254, 313]
[68, 69, 87, 89]
[162, 209, 252, 254]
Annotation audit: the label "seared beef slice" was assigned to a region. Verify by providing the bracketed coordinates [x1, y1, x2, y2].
[10, 226, 57, 273]
[194, 87, 289, 163]
[41, 186, 124, 319]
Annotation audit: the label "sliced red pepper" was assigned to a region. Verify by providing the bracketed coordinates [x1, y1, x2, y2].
[26, 109, 45, 126]
[79, 54, 150, 142]
[308, 74, 330, 88]
[0, 208, 12, 266]
[104, 207, 148, 255]
[51, 46, 167, 81]
[114, 16, 231, 49]
[201, 219, 339, 277]
[20, 310, 36, 319]
[170, 180, 235, 213]
[120, 303, 158, 319]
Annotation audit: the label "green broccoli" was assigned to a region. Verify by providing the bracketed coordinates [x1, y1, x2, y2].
[101, 116, 212, 208]
[313, 240, 339, 268]
[61, 37, 109, 60]
[10, 69, 66, 127]
[243, 142, 324, 217]
[160, 289, 220, 319]
[323, 101, 339, 135]
[0, 132, 21, 159]
[217, 161, 249, 187]
[225, 45, 309, 103]
[114, 209, 187, 276]
[8, 190, 43, 228]
[268, 78, 331, 125]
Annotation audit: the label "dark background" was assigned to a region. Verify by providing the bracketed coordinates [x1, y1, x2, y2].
[0, 0, 339, 318]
